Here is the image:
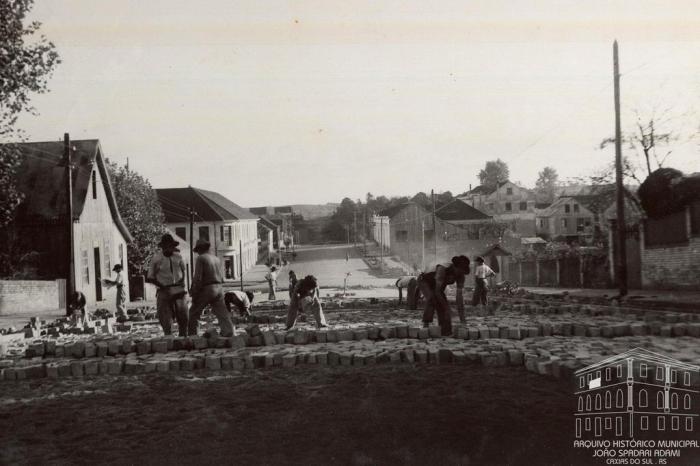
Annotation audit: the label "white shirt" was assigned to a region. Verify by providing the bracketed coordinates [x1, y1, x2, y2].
[474, 264, 495, 279]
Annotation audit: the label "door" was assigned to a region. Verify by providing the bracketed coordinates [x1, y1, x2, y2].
[93, 247, 103, 301]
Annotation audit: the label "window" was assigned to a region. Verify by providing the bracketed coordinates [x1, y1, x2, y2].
[578, 397, 583, 411]
[577, 218, 585, 232]
[505, 202, 512, 212]
[639, 389, 648, 407]
[640, 364, 647, 377]
[672, 393, 678, 409]
[175, 227, 186, 241]
[586, 395, 591, 411]
[595, 418, 601, 436]
[562, 219, 568, 228]
[574, 204, 580, 213]
[605, 392, 612, 408]
[687, 418, 693, 431]
[596, 370, 601, 380]
[615, 417, 622, 436]
[587, 373, 592, 383]
[565, 204, 570, 213]
[672, 416, 679, 430]
[585, 418, 591, 431]
[81, 250, 89, 284]
[641, 416, 648, 430]
[519, 202, 527, 211]
[657, 392, 665, 409]
[221, 226, 232, 246]
[657, 367, 664, 381]
[658, 416, 665, 431]
[104, 242, 111, 275]
[617, 365, 622, 377]
[595, 394, 601, 410]
[198, 226, 209, 242]
[684, 372, 691, 386]
[579, 377, 584, 388]
[616, 389, 624, 408]
[671, 370, 677, 383]
[605, 417, 611, 429]
[685, 394, 691, 410]
[576, 419, 581, 438]
[606, 368, 611, 381]
[506, 187, 513, 195]
[396, 230, 408, 242]
[92, 170, 97, 199]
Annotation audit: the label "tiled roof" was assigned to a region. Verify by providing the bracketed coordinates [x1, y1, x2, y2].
[10, 140, 132, 242]
[156, 187, 258, 223]
[378, 203, 412, 219]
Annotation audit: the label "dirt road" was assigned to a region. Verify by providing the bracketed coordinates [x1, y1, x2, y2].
[0, 365, 599, 466]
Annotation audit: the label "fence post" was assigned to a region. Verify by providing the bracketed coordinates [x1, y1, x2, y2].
[579, 258, 584, 288]
[556, 259, 561, 286]
[518, 261, 522, 285]
[535, 260, 540, 286]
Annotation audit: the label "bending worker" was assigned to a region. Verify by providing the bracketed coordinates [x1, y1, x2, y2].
[225, 290, 255, 319]
[395, 275, 419, 309]
[416, 255, 470, 336]
[286, 275, 328, 330]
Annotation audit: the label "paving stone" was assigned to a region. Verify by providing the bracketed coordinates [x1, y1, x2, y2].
[282, 354, 297, 367]
[144, 360, 158, 373]
[452, 350, 466, 364]
[230, 335, 247, 349]
[46, 363, 59, 379]
[156, 361, 170, 372]
[395, 326, 408, 339]
[70, 360, 85, 377]
[438, 348, 453, 364]
[206, 355, 222, 370]
[57, 361, 72, 377]
[96, 342, 109, 357]
[152, 340, 168, 353]
[408, 327, 420, 339]
[414, 349, 428, 363]
[326, 330, 338, 342]
[125, 360, 143, 374]
[588, 327, 602, 337]
[231, 357, 246, 370]
[179, 358, 195, 371]
[316, 352, 328, 365]
[508, 349, 524, 365]
[508, 327, 521, 339]
[400, 349, 415, 363]
[84, 360, 99, 375]
[488, 327, 500, 339]
[248, 336, 263, 346]
[353, 329, 369, 341]
[367, 327, 380, 339]
[467, 328, 479, 340]
[574, 325, 587, 337]
[136, 341, 151, 355]
[72, 341, 86, 358]
[418, 328, 430, 340]
[121, 340, 135, 354]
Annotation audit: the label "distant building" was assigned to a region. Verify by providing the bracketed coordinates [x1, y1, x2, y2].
[372, 200, 508, 271]
[460, 181, 538, 236]
[7, 140, 133, 306]
[156, 187, 259, 281]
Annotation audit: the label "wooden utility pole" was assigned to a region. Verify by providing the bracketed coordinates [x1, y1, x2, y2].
[239, 239, 244, 291]
[613, 40, 628, 296]
[379, 217, 384, 266]
[431, 189, 438, 264]
[188, 207, 196, 280]
[63, 133, 75, 315]
[353, 210, 357, 247]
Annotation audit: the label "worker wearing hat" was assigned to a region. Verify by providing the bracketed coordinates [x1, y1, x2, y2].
[187, 238, 234, 337]
[416, 255, 470, 336]
[103, 263, 128, 315]
[147, 233, 189, 336]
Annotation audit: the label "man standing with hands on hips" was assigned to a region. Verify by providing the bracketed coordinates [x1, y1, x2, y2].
[472, 256, 496, 308]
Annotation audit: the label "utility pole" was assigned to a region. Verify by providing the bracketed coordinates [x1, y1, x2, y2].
[239, 239, 244, 291]
[431, 189, 437, 265]
[379, 217, 384, 268]
[63, 133, 75, 315]
[363, 208, 367, 252]
[421, 220, 425, 272]
[613, 40, 628, 296]
[188, 208, 196, 280]
[353, 210, 357, 247]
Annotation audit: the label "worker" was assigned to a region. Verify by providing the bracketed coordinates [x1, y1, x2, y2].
[288, 270, 298, 299]
[187, 238, 234, 337]
[146, 233, 188, 336]
[225, 290, 255, 319]
[395, 275, 419, 308]
[472, 256, 496, 307]
[416, 255, 470, 336]
[285, 275, 328, 330]
[265, 266, 278, 300]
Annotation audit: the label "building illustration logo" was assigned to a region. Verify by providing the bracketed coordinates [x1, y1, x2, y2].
[574, 348, 699, 439]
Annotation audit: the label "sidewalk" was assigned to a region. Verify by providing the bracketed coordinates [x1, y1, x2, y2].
[522, 286, 700, 311]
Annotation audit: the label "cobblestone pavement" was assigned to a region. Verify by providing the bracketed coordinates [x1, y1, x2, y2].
[3, 298, 700, 386]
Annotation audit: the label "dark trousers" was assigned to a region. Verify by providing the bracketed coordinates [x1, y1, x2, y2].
[472, 278, 488, 306]
[188, 284, 234, 337]
[417, 277, 452, 336]
[156, 291, 188, 337]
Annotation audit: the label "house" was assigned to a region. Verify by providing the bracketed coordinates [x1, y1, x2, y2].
[156, 187, 259, 281]
[536, 186, 642, 243]
[373, 200, 504, 271]
[459, 180, 538, 235]
[7, 140, 133, 306]
[256, 215, 278, 263]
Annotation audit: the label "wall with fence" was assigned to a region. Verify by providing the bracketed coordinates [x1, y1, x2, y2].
[502, 256, 610, 288]
[0, 280, 62, 316]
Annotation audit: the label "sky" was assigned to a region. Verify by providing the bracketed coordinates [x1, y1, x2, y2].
[18, 0, 700, 206]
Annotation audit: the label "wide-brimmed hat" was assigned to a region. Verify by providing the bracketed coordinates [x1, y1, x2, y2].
[158, 233, 179, 248]
[193, 238, 210, 253]
[112, 264, 123, 272]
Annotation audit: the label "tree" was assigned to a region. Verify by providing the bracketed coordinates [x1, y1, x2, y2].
[535, 166, 559, 202]
[599, 108, 696, 184]
[0, 0, 60, 226]
[106, 161, 167, 276]
[478, 159, 509, 189]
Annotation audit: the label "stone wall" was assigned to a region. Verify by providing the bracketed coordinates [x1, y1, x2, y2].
[0, 280, 60, 316]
